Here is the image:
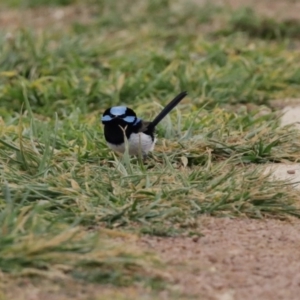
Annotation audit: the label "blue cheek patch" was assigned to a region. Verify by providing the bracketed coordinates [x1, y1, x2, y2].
[133, 118, 141, 125]
[110, 106, 127, 116]
[101, 115, 112, 122]
[122, 116, 136, 123]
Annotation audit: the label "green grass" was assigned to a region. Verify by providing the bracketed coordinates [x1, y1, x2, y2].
[1, 0, 300, 298]
[218, 7, 300, 40]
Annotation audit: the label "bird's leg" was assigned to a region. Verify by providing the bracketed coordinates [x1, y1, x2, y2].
[142, 153, 148, 162]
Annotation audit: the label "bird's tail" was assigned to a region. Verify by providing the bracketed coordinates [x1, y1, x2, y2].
[148, 91, 187, 129]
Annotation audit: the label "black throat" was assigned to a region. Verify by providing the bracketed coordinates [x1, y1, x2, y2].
[104, 119, 154, 145]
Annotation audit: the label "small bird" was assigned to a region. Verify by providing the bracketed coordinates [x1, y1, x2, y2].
[101, 91, 187, 158]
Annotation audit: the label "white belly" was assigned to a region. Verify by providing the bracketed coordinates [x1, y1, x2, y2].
[107, 133, 156, 156]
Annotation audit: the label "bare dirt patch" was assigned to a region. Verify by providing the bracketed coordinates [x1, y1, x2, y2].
[264, 163, 300, 189]
[140, 217, 300, 300]
[0, 276, 153, 300]
[281, 105, 300, 130]
[263, 103, 300, 187]
[0, 5, 95, 32]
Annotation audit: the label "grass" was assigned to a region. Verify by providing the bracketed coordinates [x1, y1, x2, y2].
[1, 0, 300, 298]
[1, 0, 77, 8]
[218, 7, 300, 40]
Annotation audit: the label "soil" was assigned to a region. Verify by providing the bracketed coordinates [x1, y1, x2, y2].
[140, 216, 300, 300]
[264, 104, 300, 187]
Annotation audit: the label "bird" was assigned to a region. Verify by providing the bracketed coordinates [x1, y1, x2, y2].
[101, 91, 187, 158]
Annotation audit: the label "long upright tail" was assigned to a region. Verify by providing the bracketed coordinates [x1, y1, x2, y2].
[148, 91, 187, 129]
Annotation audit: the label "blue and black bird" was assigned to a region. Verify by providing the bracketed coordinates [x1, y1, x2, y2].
[101, 91, 187, 158]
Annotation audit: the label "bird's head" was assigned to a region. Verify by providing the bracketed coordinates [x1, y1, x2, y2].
[101, 106, 141, 127]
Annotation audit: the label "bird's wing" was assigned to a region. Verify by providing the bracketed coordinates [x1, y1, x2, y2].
[137, 121, 151, 133]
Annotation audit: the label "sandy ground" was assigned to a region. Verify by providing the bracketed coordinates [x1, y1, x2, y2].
[264, 105, 300, 188]
[140, 217, 300, 300]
